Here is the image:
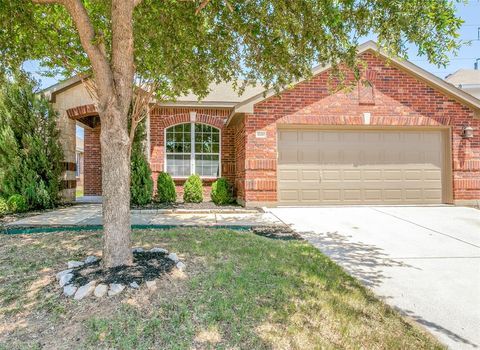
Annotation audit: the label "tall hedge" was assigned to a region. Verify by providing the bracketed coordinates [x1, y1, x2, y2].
[0, 74, 63, 209]
[130, 119, 153, 206]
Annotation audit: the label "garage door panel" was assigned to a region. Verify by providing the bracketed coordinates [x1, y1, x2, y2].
[300, 190, 321, 201]
[301, 170, 320, 181]
[278, 129, 445, 205]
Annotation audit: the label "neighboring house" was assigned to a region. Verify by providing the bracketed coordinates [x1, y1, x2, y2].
[76, 136, 84, 189]
[445, 69, 480, 99]
[44, 41, 480, 206]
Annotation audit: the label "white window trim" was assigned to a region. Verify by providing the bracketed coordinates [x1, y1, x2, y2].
[164, 121, 222, 179]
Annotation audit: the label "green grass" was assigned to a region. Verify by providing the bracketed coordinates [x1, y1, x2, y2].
[0, 228, 443, 349]
[75, 186, 84, 197]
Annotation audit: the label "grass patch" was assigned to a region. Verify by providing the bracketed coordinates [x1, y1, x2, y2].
[75, 187, 84, 197]
[0, 228, 443, 349]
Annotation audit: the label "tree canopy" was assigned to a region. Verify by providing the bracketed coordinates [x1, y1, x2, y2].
[1, 0, 463, 97]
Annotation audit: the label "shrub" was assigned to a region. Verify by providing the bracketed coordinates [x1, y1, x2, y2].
[183, 174, 203, 203]
[130, 147, 153, 206]
[0, 73, 63, 209]
[211, 178, 233, 205]
[130, 118, 153, 206]
[0, 197, 8, 215]
[156, 172, 176, 203]
[7, 194, 28, 213]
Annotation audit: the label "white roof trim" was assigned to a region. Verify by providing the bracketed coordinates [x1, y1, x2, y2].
[231, 40, 480, 116]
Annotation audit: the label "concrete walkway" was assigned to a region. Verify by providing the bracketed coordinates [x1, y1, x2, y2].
[6, 204, 283, 227]
[268, 206, 480, 350]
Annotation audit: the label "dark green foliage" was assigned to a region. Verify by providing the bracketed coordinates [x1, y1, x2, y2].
[156, 172, 176, 203]
[130, 120, 153, 206]
[7, 194, 28, 213]
[130, 151, 153, 206]
[211, 178, 233, 205]
[183, 174, 203, 203]
[0, 74, 64, 210]
[0, 197, 8, 215]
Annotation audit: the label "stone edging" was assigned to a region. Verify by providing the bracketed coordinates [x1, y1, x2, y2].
[57, 247, 185, 300]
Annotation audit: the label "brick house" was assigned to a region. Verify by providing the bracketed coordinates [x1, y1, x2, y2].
[45, 41, 480, 207]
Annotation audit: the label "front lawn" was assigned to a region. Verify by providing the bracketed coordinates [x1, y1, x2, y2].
[0, 228, 443, 349]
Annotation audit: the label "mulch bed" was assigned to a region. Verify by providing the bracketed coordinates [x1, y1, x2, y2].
[70, 251, 176, 286]
[251, 225, 302, 240]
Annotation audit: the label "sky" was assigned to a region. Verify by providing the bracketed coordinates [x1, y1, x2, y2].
[23, 1, 480, 139]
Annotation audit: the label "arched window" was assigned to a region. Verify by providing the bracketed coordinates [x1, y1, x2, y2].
[165, 123, 220, 178]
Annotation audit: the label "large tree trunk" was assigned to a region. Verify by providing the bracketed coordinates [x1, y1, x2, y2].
[58, 0, 136, 268]
[100, 104, 133, 268]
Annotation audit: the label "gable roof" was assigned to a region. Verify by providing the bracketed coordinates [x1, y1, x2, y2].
[161, 81, 265, 108]
[230, 41, 480, 118]
[42, 76, 264, 108]
[445, 69, 480, 87]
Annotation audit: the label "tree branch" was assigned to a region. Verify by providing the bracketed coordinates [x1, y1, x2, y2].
[111, 0, 135, 116]
[195, 0, 211, 14]
[32, 0, 62, 3]
[61, 0, 113, 105]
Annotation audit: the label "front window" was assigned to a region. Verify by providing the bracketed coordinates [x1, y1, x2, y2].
[165, 123, 220, 178]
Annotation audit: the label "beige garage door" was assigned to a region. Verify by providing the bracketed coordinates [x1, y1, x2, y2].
[278, 129, 446, 205]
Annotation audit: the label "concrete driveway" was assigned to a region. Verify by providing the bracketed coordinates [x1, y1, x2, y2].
[267, 206, 480, 349]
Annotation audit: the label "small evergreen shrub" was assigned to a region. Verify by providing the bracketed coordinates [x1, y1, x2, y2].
[156, 172, 176, 203]
[211, 178, 233, 205]
[130, 118, 153, 206]
[0, 197, 8, 215]
[183, 174, 203, 203]
[7, 194, 28, 213]
[130, 148, 153, 206]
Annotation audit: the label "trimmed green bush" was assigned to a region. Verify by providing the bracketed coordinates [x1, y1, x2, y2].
[183, 174, 203, 203]
[7, 194, 28, 213]
[211, 178, 233, 205]
[0, 197, 8, 215]
[156, 172, 176, 203]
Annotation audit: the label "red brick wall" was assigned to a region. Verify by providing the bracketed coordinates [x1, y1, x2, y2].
[149, 107, 235, 198]
[241, 51, 480, 204]
[83, 127, 102, 196]
[233, 116, 246, 202]
[84, 108, 236, 198]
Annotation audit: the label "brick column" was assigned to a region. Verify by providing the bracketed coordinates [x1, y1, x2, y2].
[84, 127, 102, 195]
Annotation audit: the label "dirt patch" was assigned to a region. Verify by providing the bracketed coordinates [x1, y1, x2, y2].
[70, 251, 176, 287]
[251, 225, 302, 240]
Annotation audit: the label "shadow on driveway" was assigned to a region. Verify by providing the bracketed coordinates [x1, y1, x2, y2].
[299, 230, 417, 288]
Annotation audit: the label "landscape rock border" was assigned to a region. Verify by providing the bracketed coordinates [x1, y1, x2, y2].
[56, 247, 185, 300]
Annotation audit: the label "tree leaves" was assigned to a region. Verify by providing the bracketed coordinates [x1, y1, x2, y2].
[0, 0, 463, 99]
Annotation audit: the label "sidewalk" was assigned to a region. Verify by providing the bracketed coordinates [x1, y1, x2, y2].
[5, 204, 284, 228]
